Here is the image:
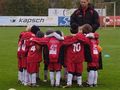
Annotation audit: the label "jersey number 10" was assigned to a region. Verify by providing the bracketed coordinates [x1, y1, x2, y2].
[73, 43, 81, 52]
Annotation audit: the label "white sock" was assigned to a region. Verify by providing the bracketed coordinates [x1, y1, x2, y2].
[67, 73, 73, 86]
[94, 71, 98, 85]
[77, 76, 82, 86]
[50, 72, 54, 86]
[31, 73, 36, 84]
[23, 69, 29, 85]
[18, 71, 23, 82]
[88, 70, 94, 85]
[28, 73, 32, 84]
[55, 71, 61, 86]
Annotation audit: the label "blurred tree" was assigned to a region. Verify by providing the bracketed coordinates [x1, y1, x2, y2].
[0, 0, 6, 15]
[0, 0, 119, 16]
[31, 0, 49, 16]
[4, 0, 33, 16]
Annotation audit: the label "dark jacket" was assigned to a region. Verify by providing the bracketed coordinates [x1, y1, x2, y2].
[70, 4, 100, 32]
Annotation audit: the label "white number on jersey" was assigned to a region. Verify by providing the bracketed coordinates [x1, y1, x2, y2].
[49, 45, 57, 54]
[17, 46, 20, 51]
[21, 40, 26, 51]
[73, 43, 81, 52]
[30, 46, 36, 52]
[93, 45, 99, 54]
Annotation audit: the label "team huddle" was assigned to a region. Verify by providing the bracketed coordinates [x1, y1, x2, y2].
[17, 23, 102, 88]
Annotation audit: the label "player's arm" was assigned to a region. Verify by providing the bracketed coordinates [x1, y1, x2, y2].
[31, 37, 48, 45]
[76, 33, 90, 44]
[86, 32, 99, 39]
[46, 32, 64, 40]
[63, 36, 78, 45]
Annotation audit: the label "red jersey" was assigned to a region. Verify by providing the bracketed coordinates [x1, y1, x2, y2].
[17, 31, 26, 58]
[19, 32, 35, 57]
[32, 37, 63, 63]
[65, 33, 90, 63]
[17, 31, 35, 68]
[48, 37, 63, 63]
[27, 41, 42, 63]
[88, 33, 99, 68]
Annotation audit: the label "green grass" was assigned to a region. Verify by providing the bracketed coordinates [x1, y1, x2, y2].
[0, 27, 120, 90]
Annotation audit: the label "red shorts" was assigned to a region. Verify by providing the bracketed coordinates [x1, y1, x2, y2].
[67, 62, 83, 74]
[27, 62, 39, 74]
[87, 62, 99, 69]
[18, 57, 27, 69]
[48, 63, 62, 71]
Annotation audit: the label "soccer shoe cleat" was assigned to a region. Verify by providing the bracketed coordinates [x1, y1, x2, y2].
[55, 84, 62, 88]
[62, 85, 71, 88]
[43, 79, 47, 82]
[77, 84, 83, 87]
[17, 80, 22, 85]
[85, 84, 93, 87]
[93, 84, 97, 87]
[23, 83, 28, 86]
[31, 83, 39, 87]
[82, 82, 93, 87]
[51, 84, 55, 87]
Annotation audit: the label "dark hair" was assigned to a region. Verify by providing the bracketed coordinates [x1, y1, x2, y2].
[31, 25, 40, 35]
[46, 30, 54, 35]
[82, 24, 93, 34]
[70, 23, 79, 34]
[36, 31, 44, 38]
[55, 30, 62, 36]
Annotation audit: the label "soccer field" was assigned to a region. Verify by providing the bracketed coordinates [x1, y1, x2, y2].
[0, 27, 120, 90]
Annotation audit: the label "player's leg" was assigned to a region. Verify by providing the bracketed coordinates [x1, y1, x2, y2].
[76, 73, 82, 86]
[18, 68, 23, 84]
[50, 71, 54, 86]
[76, 63, 83, 86]
[36, 63, 40, 84]
[49, 63, 55, 86]
[31, 73, 37, 86]
[23, 68, 28, 86]
[63, 67, 67, 80]
[55, 70, 61, 86]
[66, 63, 74, 86]
[55, 63, 62, 86]
[93, 70, 98, 87]
[87, 67, 95, 87]
[43, 63, 48, 82]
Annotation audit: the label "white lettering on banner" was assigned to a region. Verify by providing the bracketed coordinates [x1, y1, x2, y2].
[0, 16, 58, 26]
[102, 16, 120, 26]
[19, 18, 45, 23]
[48, 8, 106, 16]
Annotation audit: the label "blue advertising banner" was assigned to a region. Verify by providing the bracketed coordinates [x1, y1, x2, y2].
[58, 17, 70, 26]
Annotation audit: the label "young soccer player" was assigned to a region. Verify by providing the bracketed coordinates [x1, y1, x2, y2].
[32, 30, 64, 87]
[17, 25, 33, 84]
[63, 23, 91, 88]
[17, 25, 40, 86]
[43, 30, 54, 82]
[80, 24, 101, 87]
[27, 31, 44, 87]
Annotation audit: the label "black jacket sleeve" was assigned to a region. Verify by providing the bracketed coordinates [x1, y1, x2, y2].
[43, 45, 49, 64]
[84, 44, 92, 62]
[70, 10, 78, 26]
[58, 45, 65, 65]
[91, 10, 100, 32]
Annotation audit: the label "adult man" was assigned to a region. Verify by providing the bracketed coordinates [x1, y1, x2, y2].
[70, 0, 100, 33]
